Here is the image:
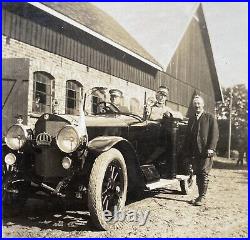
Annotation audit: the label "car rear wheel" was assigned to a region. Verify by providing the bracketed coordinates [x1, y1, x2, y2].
[88, 148, 128, 230]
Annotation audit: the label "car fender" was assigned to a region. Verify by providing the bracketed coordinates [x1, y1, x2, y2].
[87, 136, 124, 153]
[87, 136, 145, 193]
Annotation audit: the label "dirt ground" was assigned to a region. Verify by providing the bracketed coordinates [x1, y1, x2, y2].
[2, 157, 248, 238]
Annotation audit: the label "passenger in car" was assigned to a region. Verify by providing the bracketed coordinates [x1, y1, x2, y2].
[145, 86, 183, 164]
[109, 89, 129, 113]
[148, 86, 183, 121]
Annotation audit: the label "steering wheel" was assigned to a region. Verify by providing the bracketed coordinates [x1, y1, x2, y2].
[97, 102, 120, 114]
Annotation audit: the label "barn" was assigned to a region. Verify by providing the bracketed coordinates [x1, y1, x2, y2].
[2, 2, 223, 135]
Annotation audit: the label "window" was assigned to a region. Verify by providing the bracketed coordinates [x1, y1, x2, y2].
[32, 71, 55, 113]
[65, 80, 83, 115]
[90, 87, 107, 114]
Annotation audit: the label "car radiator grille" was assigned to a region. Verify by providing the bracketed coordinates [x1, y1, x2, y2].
[35, 120, 67, 137]
[34, 120, 68, 178]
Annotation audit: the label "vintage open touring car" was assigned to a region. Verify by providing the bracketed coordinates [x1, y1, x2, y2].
[2, 94, 194, 230]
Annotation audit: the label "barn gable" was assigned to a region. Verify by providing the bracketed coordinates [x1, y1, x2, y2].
[166, 4, 223, 105]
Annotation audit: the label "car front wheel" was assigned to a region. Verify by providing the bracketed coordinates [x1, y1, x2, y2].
[88, 148, 128, 230]
[3, 173, 28, 217]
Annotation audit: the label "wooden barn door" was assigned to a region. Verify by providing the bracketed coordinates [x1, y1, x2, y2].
[2, 58, 29, 136]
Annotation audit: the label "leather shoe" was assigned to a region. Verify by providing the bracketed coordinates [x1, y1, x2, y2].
[193, 197, 206, 206]
[189, 197, 200, 204]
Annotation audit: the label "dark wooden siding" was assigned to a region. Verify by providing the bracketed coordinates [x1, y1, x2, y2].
[155, 70, 214, 114]
[2, 5, 158, 91]
[165, 15, 217, 113]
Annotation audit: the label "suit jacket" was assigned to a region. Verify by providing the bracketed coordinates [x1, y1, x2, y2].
[185, 112, 219, 157]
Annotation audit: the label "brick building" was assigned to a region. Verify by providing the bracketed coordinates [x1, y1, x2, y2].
[2, 2, 223, 134]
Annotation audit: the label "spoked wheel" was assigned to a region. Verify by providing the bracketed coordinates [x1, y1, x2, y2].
[88, 148, 128, 230]
[102, 161, 124, 213]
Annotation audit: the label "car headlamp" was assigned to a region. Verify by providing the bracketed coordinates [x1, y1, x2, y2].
[5, 124, 29, 150]
[62, 156, 72, 169]
[4, 153, 17, 165]
[56, 125, 81, 153]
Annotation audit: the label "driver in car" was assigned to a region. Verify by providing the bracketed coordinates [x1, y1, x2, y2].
[109, 89, 129, 113]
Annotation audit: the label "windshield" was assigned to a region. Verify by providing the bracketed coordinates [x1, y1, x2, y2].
[80, 87, 144, 120]
[95, 102, 120, 114]
[93, 101, 143, 122]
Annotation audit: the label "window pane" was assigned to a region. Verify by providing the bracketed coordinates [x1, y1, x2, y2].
[67, 98, 75, 109]
[39, 93, 46, 105]
[68, 89, 76, 99]
[36, 82, 46, 93]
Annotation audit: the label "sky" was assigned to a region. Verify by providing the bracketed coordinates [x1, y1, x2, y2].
[93, 2, 248, 89]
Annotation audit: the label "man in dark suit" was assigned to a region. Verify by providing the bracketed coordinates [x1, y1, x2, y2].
[185, 95, 219, 206]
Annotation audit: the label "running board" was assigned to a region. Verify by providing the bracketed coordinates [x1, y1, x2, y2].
[146, 175, 190, 190]
[175, 174, 191, 181]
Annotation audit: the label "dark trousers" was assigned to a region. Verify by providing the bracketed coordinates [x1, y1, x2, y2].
[192, 154, 213, 199]
[237, 150, 244, 166]
[196, 171, 209, 198]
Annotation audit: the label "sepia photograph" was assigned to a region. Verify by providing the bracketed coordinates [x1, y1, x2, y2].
[2, 2, 248, 238]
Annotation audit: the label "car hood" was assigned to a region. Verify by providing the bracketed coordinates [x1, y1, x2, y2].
[57, 114, 139, 128]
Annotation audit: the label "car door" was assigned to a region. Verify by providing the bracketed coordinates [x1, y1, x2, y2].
[128, 120, 161, 164]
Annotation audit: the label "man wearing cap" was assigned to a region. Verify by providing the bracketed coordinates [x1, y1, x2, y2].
[145, 86, 182, 164]
[149, 86, 183, 121]
[184, 95, 219, 206]
[109, 89, 129, 113]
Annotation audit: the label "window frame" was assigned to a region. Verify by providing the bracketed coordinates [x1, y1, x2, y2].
[65, 80, 83, 115]
[32, 71, 55, 113]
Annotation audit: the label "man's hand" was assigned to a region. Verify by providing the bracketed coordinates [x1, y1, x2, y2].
[145, 105, 151, 117]
[207, 149, 215, 158]
[163, 111, 172, 118]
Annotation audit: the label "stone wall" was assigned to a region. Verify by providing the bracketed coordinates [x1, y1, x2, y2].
[3, 36, 157, 128]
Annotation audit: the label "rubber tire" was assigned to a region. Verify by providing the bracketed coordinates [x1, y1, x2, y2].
[3, 196, 26, 217]
[88, 148, 128, 230]
[3, 181, 27, 218]
[180, 176, 195, 195]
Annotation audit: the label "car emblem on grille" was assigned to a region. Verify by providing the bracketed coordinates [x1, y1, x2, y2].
[36, 132, 52, 146]
[44, 114, 49, 120]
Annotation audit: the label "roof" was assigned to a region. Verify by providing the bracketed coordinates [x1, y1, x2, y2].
[28, 2, 162, 70]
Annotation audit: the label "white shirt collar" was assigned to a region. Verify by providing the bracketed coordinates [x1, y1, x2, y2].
[196, 111, 204, 120]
